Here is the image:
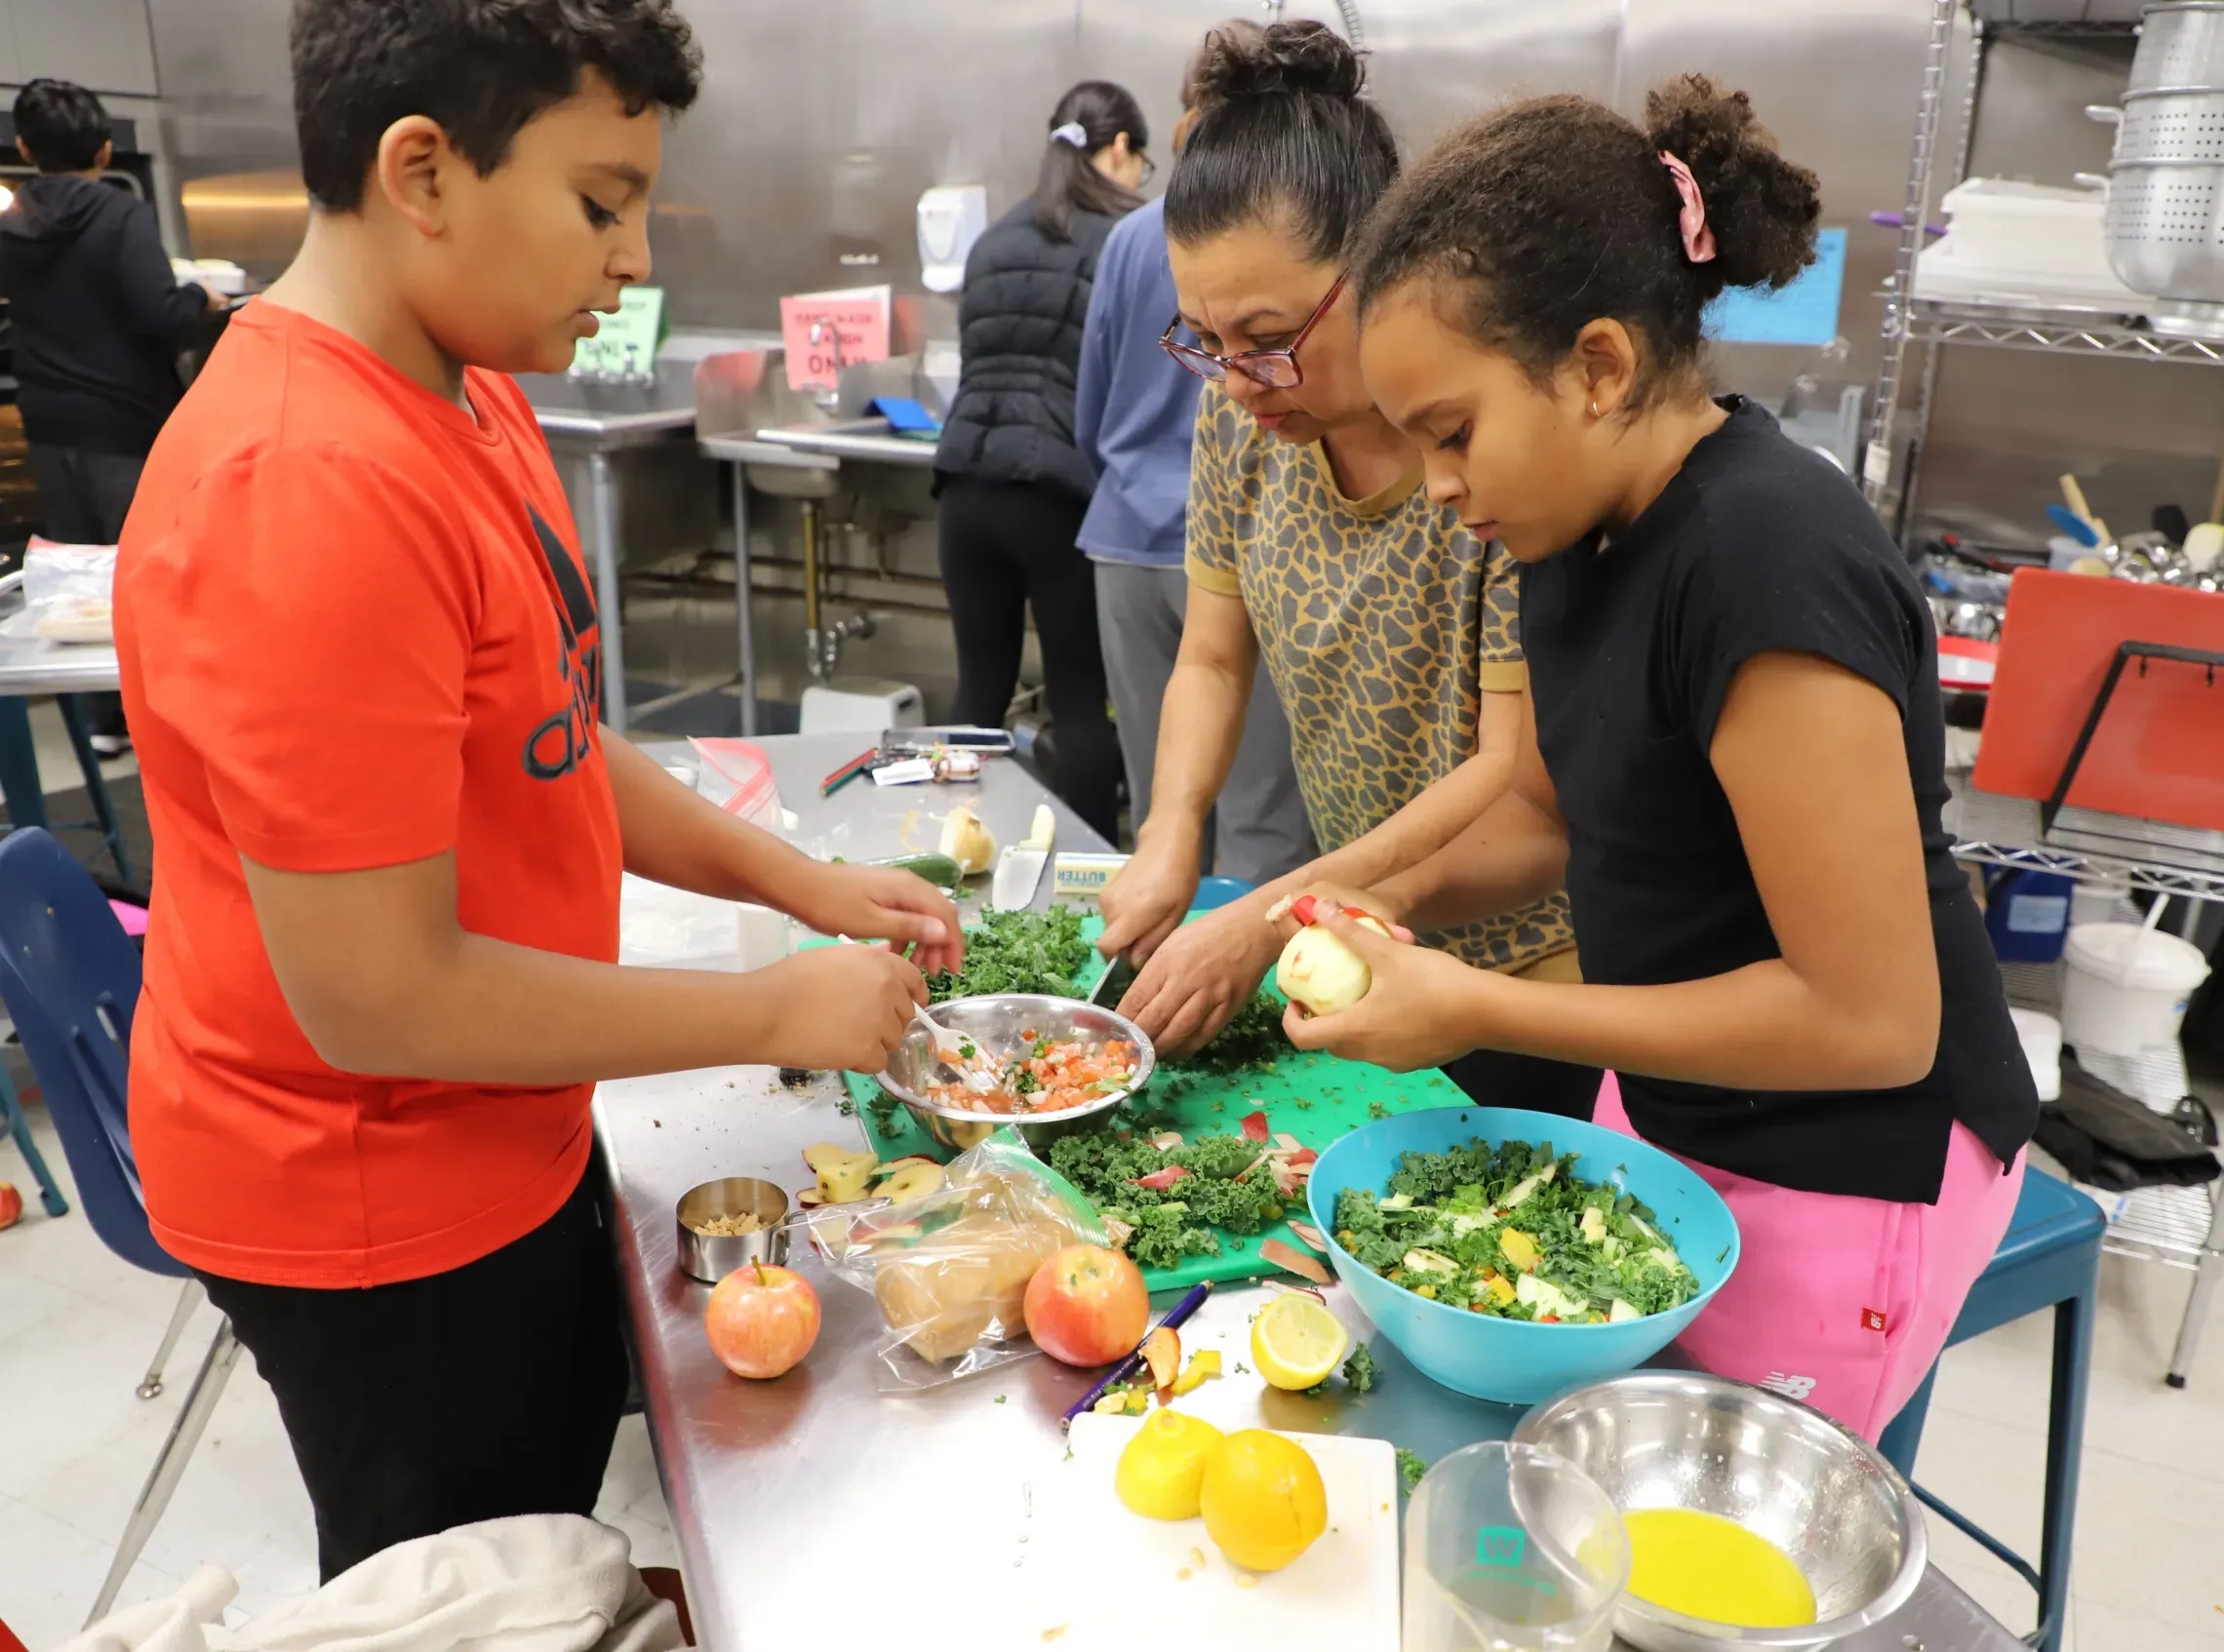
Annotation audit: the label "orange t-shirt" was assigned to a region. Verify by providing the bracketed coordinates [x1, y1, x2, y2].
[116, 301, 622, 1289]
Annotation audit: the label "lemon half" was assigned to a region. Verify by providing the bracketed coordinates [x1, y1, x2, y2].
[1115, 1408, 1226, 1520]
[1200, 1429, 1329, 1572]
[1250, 1294, 1351, 1391]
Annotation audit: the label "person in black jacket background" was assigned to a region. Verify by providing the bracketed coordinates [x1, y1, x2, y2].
[933, 81, 1150, 842]
[1, 78, 221, 751]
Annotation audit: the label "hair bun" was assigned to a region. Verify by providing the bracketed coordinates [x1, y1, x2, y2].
[1644, 72, 1819, 293]
[1189, 18, 1365, 106]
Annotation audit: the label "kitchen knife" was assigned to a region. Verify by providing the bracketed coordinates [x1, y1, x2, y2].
[1089, 951, 1139, 1006]
[989, 804, 1055, 910]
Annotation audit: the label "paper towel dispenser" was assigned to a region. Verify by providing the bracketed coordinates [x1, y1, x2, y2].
[918, 184, 988, 294]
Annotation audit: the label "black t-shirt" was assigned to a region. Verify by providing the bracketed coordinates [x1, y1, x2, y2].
[1520, 398, 2036, 1203]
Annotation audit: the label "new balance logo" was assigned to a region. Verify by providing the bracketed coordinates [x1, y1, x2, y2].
[1762, 1371, 1817, 1401]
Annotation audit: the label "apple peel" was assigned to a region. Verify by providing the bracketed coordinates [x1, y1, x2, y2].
[1140, 1325, 1181, 1401]
[1261, 1239, 1331, 1286]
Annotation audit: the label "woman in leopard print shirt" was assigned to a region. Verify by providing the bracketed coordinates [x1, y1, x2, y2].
[1093, 19, 1597, 1120]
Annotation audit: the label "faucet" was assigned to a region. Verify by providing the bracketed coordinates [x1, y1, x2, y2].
[807, 317, 848, 413]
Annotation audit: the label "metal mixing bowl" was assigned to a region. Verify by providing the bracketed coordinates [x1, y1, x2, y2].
[1514, 1371, 1926, 1652]
[874, 993, 1156, 1152]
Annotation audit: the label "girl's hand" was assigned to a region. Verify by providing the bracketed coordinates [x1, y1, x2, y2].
[1279, 908, 1491, 1072]
[787, 862, 966, 979]
[1267, 883, 1416, 944]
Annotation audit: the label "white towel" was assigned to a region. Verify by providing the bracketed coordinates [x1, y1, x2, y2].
[56, 1517, 684, 1652]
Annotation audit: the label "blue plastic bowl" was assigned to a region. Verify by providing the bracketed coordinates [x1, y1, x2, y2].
[1306, 1106, 1740, 1405]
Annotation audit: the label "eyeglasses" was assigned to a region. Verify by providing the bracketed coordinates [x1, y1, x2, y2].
[1160, 274, 1345, 389]
[1139, 154, 1158, 185]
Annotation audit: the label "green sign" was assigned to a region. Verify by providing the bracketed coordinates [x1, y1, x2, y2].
[571, 285, 665, 379]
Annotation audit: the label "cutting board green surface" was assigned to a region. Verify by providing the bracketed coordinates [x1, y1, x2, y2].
[835, 912, 1463, 1290]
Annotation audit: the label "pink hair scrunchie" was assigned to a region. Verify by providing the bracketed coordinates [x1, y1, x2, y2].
[1658, 151, 1718, 265]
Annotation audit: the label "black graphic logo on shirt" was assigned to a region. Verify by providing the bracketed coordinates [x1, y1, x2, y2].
[520, 505, 602, 782]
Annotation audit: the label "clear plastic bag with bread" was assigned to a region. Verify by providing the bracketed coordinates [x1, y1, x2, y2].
[814, 1126, 1107, 1391]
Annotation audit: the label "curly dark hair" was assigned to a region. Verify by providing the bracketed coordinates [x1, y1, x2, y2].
[291, 0, 703, 213]
[1354, 75, 1820, 406]
[1165, 19, 1398, 262]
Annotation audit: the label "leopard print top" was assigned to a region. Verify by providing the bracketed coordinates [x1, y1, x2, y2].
[1184, 390, 1574, 970]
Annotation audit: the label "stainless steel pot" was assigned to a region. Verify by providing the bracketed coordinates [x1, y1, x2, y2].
[2130, 2, 2224, 96]
[2098, 162, 2224, 298]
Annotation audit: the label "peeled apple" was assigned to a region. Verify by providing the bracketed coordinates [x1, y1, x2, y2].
[1275, 903, 1393, 1017]
[937, 806, 997, 876]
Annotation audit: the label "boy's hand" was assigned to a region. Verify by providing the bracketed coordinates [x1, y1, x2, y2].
[787, 862, 966, 978]
[747, 944, 927, 1073]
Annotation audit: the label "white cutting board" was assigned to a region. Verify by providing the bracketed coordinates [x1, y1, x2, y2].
[1018, 1414, 1401, 1650]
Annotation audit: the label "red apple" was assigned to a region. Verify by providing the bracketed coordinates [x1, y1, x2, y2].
[704, 1262, 820, 1380]
[1024, 1243, 1149, 1367]
[0, 1182, 20, 1231]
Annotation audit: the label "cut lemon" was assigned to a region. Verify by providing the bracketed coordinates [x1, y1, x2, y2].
[1201, 1429, 1328, 1572]
[1116, 1408, 1226, 1520]
[1250, 1294, 1350, 1391]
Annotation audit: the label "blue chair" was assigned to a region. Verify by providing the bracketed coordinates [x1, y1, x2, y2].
[1192, 875, 1255, 912]
[1877, 1167, 2103, 1652]
[0, 829, 239, 1628]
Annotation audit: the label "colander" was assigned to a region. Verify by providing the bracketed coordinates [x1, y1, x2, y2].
[2093, 90, 2224, 165]
[2091, 164, 2224, 299]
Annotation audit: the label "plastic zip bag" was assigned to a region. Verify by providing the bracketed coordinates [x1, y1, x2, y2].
[815, 1126, 1106, 1391]
[22, 540, 115, 644]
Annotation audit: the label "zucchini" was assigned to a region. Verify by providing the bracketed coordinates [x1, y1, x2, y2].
[863, 851, 965, 889]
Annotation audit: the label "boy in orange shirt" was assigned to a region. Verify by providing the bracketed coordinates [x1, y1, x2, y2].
[116, 0, 957, 1579]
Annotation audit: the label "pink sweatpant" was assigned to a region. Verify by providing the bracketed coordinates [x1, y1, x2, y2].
[1595, 1074, 2025, 1442]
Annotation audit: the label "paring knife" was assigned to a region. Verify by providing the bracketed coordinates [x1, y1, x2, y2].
[989, 804, 1056, 910]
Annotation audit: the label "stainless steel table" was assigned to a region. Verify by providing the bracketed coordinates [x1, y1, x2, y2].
[751, 423, 937, 467]
[596, 733, 2026, 1652]
[518, 367, 704, 734]
[0, 631, 120, 697]
[694, 436, 840, 737]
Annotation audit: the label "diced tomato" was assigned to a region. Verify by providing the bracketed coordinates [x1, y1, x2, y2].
[1240, 1110, 1270, 1143]
[1129, 1164, 1192, 1191]
[1287, 1147, 1318, 1168]
[1537, 1314, 1561, 1324]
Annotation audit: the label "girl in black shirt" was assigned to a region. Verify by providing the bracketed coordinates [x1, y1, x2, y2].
[1283, 77, 2037, 1441]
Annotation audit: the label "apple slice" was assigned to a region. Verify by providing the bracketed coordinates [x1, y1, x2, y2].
[876, 1162, 946, 1204]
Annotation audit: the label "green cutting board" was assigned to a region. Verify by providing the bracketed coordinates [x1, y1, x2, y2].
[836, 913, 1463, 1291]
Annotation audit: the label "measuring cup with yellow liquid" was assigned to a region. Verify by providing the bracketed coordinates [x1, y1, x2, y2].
[1403, 1442, 1630, 1652]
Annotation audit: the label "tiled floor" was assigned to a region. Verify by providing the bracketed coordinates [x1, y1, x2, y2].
[3, 1096, 2221, 1650]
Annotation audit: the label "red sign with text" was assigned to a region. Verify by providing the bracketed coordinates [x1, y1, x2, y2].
[778, 286, 892, 395]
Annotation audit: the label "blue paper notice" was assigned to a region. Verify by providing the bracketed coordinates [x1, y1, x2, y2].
[1703, 228, 1847, 347]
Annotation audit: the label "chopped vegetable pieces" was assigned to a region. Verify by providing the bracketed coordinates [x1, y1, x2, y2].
[1332, 1137, 1697, 1321]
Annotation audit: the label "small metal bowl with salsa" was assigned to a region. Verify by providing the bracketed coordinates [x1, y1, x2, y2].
[875, 993, 1157, 1154]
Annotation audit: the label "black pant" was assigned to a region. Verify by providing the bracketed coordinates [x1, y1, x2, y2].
[1441, 1047, 1604, 1122]
[197, 1168, 629, 1582]
[937, 475, 1122, 841]
[27, 443, 139, 740]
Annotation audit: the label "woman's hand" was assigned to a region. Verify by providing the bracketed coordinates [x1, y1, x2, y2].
[784, 862, 966, 979]
[1279, 909, 1492, 1072]
[1114, 899, 1283, 1059]
[1096, 834, 1203, 965]
[743, 943, 930, 1073]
